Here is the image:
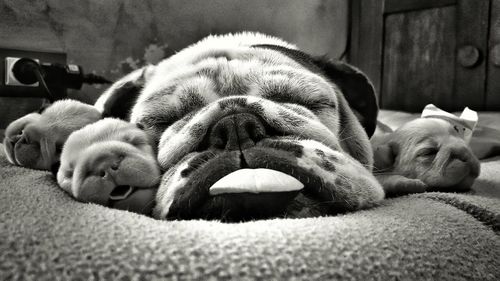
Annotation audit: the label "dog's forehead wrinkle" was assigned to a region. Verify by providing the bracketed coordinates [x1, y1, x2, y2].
[144, 84, 177, 102]
[192, 49, 235, 63]
[258, 69, 335, 101]
[193, 56, 262, 81]
[142, 46, 319, 106]
[135, 50, 337, 140]
[218, 96, 248, 109]
[414, 136, 441, 148]
[178, 90, 206, 112]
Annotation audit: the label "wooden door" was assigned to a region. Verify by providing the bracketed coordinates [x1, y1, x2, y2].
[487, 0, 500, 110]
[350, 0, 491, 112]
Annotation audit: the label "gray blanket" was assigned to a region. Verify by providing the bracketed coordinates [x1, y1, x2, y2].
[0, 144, 499, 280]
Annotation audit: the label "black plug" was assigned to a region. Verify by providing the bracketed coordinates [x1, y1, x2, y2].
[11, 58, 113, 102]
[11, 58, 40, 85]
[11, 57, 57, 102]
[40, 63, 113, 89]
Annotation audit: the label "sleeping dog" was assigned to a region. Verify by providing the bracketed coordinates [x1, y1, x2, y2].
[3, 100, 101, 171]
[371, 118, 481, 196]
[3, 33, 384, 221]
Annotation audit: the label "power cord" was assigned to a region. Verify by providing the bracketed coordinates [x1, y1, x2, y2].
[12, 57, 113, 103]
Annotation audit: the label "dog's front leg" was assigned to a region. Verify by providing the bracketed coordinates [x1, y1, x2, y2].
[375, 174, 427, 197]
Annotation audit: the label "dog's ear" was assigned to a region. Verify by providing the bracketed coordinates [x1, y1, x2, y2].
[252, 45, 378, 137]
[309, 58, 378, 138]
[95, 65, 155, 120]
[372, 140, 399, 172]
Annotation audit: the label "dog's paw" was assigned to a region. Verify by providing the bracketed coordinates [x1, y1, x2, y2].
[3, 100, 101, 170]
[57, 118, 160, 215]
[376, 174, 427, 196]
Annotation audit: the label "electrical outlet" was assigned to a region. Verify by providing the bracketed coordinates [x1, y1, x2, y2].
[5, 57, 40, 87]
[0, 48, 66, 98]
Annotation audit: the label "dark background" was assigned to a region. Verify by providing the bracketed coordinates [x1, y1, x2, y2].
[0, 0, 347, 125]
[1, 0, 499, 132]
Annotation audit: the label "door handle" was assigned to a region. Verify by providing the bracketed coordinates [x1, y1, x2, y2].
[457, 45, 481, 68]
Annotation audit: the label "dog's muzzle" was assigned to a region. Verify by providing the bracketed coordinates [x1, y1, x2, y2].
[154, 97, 383, 222]
[170, 112, 305, 221]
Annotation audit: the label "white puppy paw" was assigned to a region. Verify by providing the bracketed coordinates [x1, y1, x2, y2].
[376, 174, 427, 196]
[57, 118, 161, 215]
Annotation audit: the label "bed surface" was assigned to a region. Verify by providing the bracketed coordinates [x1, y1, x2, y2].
[1, 111, 500, 279]
[1, 143, 499, 280]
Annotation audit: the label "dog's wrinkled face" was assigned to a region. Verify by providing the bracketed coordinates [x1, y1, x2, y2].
[385, 118, 480, 191]
[150, 96, 383, 220]
[3, 100, 101, 170]
[57, 118, 161, 214]
[123, 35, 384, 221]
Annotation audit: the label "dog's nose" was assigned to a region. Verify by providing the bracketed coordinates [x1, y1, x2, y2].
[209, 113, 266, 150]
[447, 143, 480, 177]
[76, 155, 125, 205]
[449, 144, 472, 162]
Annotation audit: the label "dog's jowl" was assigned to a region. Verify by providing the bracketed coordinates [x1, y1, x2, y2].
[4, 33, 384, 221]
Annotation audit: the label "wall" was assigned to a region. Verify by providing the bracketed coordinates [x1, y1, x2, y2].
[0, 0, 348, 127]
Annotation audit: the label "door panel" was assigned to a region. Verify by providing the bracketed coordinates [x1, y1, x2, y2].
[351, 0, 491, 112]
[382, 7, 456, 111]
[454, 0, 490, 109]
[487, 0, 500, 109]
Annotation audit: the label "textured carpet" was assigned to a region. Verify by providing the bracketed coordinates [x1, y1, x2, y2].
[1, 145, 499, 280]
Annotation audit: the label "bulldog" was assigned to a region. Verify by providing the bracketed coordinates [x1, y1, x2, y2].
[5, 33, 385, 221]
[371, 118, 481, 196]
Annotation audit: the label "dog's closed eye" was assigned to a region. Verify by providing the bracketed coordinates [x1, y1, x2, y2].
[123, 135, 147, 147]
[417, 147, 439, 158]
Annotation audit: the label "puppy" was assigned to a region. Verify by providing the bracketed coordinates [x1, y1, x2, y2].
[57, 118, 160, 214]
[3, 100, 101, 171]
[371, 118, 481, 196]
[2, 67, 151, 172]
[9, 32, 385, 221]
